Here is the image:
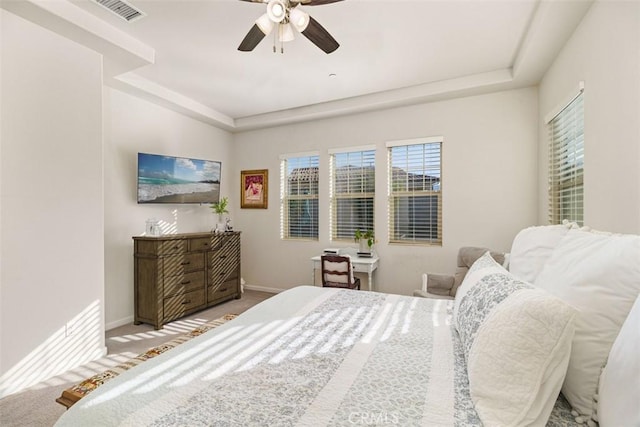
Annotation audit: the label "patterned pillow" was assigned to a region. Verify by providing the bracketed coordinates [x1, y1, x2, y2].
[454, 252, 577, 426]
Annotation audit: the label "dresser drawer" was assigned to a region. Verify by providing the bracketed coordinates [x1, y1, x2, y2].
[163, 252, 205, 277]
[209, 264, 238, 287]
[208, 279, 237, 302]
[189, 237, 211, 252]
[158, 239, 187, 255]
[164, 271, 205, 297]
[209, 247, 240, 280]
[210, 233, 240, 252]
[164, 289, 205, 322]
[208, 249, 240, 267]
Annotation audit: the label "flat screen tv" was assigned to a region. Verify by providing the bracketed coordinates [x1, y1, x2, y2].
[137, 152, 221, 204]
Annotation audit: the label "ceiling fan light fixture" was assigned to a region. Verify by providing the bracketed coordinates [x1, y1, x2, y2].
[255, 13, 274, 35]
[279, 23, 295, 42]
[267, 0, 287, 23]
[237, 0, 343, 54]
[289, 8, 309, 32]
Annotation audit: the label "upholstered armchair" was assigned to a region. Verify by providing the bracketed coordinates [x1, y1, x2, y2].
[414, 247, 506, 299]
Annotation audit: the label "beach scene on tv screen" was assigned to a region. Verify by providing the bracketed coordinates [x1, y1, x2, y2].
[138, 153, 221, 203]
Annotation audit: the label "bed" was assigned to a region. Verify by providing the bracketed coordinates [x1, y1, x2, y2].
[55, 284, 579, 426]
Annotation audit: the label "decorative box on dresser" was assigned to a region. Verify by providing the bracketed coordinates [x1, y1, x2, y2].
[133, 231, 241, 329]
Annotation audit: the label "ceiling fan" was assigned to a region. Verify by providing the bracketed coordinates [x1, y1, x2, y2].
[238, 0, 344, 54]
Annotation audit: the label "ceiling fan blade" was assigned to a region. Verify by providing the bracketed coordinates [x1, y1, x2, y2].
[238, 24, 267, 51]
[300, 16, 339, 53]
[297, 0, 344, 5]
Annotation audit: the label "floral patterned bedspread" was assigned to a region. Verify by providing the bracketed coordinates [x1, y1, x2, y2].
[56, 286, 578, 426]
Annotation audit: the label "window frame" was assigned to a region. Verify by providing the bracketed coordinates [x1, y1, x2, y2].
[387, 137, 443, 246]
[329, 145, 376, 243]
[546, 84, 584, 226]
[279, 152, 320, 241]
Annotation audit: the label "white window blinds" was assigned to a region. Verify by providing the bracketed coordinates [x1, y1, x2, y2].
[548, 90, 584, 226]
[329, 148, 375, 241]
[387, 138, 442, 245]
[280, 153, 319, 240]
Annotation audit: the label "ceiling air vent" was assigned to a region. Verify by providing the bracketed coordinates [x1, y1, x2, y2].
[91, 0, 146, 22]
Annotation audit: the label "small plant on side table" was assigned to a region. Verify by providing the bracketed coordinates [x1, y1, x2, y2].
[354, 229, 374, 253]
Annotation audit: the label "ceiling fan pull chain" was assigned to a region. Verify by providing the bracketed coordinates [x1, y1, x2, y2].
[272, 28, 276, 53]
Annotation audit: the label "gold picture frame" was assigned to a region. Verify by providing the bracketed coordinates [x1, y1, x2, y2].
[240, 169, 268, 209]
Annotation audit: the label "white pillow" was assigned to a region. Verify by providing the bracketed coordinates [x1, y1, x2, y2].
[534, 229, 640, 420]
[502, 252, 511, 270]
[509, 223, 573, 283]
[597, 294, 640, 427]
[455, 252, 577, 426]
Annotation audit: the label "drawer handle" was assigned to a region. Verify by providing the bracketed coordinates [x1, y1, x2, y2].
[173, 245, 180, 250]
[182, 300, 191, 305]
[181, 261, 191, 266]
[219, 255, 227, 259]
[219, 272, 226, 276]
[219, 288, 228, 292]
[181, 280, 191, 285]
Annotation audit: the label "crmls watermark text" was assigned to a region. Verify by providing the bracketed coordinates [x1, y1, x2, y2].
[348, 411, 400, 425]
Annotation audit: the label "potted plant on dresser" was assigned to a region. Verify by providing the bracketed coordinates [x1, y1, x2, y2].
[211, 196, 229, 233]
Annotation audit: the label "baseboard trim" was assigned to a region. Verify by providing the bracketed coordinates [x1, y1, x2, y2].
[106, 315, 134, 331]
[96, 346, 108, 359]
[243, 284, 286, 294]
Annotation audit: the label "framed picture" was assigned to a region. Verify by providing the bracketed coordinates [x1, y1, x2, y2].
[241, 169, 268, 209]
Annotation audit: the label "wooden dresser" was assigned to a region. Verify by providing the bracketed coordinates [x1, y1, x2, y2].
[133, 232, 241, 329]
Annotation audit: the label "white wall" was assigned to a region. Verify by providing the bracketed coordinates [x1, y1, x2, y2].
[103, 88, 234, 329]
[0, 10, 105, 397]
[233, 87, 539, 296]
[538, 0, 640, 233]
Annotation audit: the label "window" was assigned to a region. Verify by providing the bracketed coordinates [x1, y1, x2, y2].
[280, 153, 319, 240]
[387, 137, 442, 245]
[548, 87, 584, 226]
[329, 147, 375, 241]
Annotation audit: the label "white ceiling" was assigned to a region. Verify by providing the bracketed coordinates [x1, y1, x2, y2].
[5, 0, 594, 131]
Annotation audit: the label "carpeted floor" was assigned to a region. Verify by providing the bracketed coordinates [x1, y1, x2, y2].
[0, 289, 274, 427]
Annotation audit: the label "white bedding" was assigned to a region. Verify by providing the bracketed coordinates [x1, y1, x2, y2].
[56, 286, 578, 426]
